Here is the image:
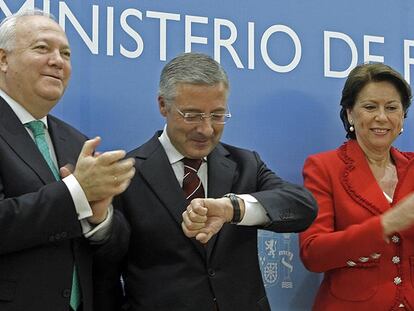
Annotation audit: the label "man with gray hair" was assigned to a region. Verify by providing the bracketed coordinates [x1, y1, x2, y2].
[94, 52, 317, 311]
[0, 9, 135, 311]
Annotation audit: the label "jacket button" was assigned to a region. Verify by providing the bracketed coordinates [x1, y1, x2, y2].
[394, 277, 402, 285]
[391, 235, 400, 244]
[346, 260, 356, 267]
[208, 268, 216, 277]
[62, 288, 71, 298]
[392, 256, 401, 264]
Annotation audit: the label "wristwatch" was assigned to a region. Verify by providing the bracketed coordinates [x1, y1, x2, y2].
[223, 193, 242, 224]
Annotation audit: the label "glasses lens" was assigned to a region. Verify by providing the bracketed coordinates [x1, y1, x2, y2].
[211, 114, 227, 123]
[178, 107, 231, 124]
[183, 114, 201, 123]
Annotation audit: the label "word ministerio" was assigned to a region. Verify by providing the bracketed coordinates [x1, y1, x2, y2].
[3, 0, 414, 81]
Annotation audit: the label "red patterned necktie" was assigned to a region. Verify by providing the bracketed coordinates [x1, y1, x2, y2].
[182, 158, 205, 201]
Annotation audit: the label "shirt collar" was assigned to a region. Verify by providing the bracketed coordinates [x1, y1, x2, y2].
[0, 89, 48, 128]
[158, 124, 207, 165]
[158, 125, 184, 165]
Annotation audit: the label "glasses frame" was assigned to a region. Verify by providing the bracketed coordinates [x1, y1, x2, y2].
[175, 106, 232, 124]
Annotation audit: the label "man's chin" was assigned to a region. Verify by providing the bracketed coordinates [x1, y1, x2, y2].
[185, 148, 211, 159]
[38, 89, 65, 102]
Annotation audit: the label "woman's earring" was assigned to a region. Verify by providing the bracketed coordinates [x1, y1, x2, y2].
[349, 120, 354, 132]
[400, 128, 404, 134]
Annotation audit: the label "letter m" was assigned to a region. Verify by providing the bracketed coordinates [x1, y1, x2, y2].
[0, 0, 35, 17]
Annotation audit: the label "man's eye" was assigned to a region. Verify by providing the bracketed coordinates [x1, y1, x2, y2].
[211, 114, 225, 122]
[184, 113, 199, 120]
[35, 45, 48, 51]
[61, 50, 71, 59]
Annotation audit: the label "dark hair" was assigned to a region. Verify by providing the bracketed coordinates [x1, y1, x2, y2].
[339, 63, 412, 139]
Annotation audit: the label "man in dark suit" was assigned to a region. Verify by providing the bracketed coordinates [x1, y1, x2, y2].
[94, 52, 317, 311]
[0, 10, 135, 311]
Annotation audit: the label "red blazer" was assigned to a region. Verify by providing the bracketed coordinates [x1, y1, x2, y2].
[300, 140, 414, 311]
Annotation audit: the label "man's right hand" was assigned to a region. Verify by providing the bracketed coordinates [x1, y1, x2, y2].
[181, 197, 239, 244]
[73, 137, 135, 202]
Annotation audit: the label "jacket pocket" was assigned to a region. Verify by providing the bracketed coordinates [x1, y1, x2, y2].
[329, 263, 379, 301]
[0, 279, 16, 301]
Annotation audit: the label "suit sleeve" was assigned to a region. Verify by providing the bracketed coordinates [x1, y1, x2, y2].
[299, 155, 386, 273]
[249, 151, 318, 232]
[93, 195, 130, 311]
[0, 179, 83, 255]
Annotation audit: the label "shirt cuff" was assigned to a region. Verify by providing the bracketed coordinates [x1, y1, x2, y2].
[62, 174, 113, 242]
[62, 174, 92, 219]
[236, 194, 270, 226]
[83, 204, 113, 242]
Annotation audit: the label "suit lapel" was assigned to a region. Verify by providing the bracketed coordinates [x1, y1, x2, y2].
[391, 148, 414, 203]
[205, 145, 237, 259]
[48, 116, 76, 169]
[137, 134, 206, 258]
[140, 144, 187, 225]
[207, 145, 237, 198]
[0, 99, 55, 184]
[339, 140, 401, 215]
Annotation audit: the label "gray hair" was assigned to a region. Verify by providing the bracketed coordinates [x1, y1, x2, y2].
[0, 9, 55, 52]
[159, 52, 229, 104]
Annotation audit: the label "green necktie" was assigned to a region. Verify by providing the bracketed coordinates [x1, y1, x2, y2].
[25, 120, 59, 180]
[25, 120, 81, 310]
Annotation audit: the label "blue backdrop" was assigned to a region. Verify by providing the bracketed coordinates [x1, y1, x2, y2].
[2, 1, 414, 310]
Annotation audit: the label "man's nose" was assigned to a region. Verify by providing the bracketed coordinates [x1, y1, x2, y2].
[195, 116, 215, 135]
[48, 49, 64, 68]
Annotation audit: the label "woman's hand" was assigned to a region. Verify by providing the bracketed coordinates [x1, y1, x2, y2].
[381, 192, 414, 237]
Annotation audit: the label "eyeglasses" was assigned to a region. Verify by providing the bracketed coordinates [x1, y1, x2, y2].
[175, 106, 231, 124]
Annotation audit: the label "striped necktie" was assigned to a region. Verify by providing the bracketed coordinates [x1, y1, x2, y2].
[182, 158, 205, 201]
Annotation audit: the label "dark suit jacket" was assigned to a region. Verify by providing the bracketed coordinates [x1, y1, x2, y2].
[300, 140, 414, 311]
[0, 98, 94, 311]
[94, 131, 317, 311]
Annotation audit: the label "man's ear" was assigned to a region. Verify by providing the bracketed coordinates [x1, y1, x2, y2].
[0, 49, 8, 73]
[159, 96, 168, 117]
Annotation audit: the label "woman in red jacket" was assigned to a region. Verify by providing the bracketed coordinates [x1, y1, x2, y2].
[300, 63, 414, 311]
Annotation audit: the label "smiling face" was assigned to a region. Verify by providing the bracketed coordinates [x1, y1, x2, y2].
[159, 83, 228, 159]
[0, 15, 71, 118]
[347, 81, 404, 154]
